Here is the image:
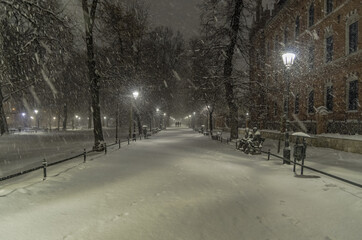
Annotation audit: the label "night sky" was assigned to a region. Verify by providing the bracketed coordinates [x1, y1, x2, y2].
[143, 0, 202, 39]
[144, 0, 275, 39]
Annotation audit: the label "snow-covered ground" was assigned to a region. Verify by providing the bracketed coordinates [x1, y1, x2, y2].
[262, 138, 362, 185]
[0, 127, 129, 178]
[1, 128, 361, 240]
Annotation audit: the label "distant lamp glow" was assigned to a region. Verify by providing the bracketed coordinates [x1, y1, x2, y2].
[156, 108, 160, 112]
[104, 116, 107, 119]
[53, 117, 56, 120]
[21, 113, 26, 117]
[30, 116, 34, 120]
[75, 115, 79, 119]
[34, 109, 38, 114]
[163, 113, 166, 116]
[282, 52, 296, 68]
[132, 91, 139, 99]
[189, 115, 191, 118]
[193, 112, 196, 115]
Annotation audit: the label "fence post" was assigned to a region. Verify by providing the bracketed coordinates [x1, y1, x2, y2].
[83, 148, 86, 163]
[42, 159, 47, 180]
[118, 139, 121, 149]
[267, 149, 270, 161]
[104, 143, 107, 155]
[277, 137, 281, 154]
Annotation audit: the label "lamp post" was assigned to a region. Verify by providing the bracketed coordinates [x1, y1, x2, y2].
[131, 91, 139, 140]
[34, 109, 39, 129]
[193, 112, 196, 129]
[281, 51, 296, 164]
[163, 113, 166, 129]
[21, 112, 26, 128]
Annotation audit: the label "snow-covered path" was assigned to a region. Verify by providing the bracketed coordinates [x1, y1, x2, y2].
[1, 128, 361, 240]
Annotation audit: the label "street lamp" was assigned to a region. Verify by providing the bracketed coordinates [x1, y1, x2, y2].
[281, 50, 296, 164]
[130, 91, 139, 140]
[34, 109, 39, 129]
[133, 91, 139, 99]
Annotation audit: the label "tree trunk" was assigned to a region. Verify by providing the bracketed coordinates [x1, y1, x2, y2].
[209, 111, 213, 133]
[136, 113, 142, 136]
[0, 89, 9, 135]
[88, 102, 92, 129]
[82, 0, 104, 150]
[223, 0, 243, 140]
[62, 103, 67, 131]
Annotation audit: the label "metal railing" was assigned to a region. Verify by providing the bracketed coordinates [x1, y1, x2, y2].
[0, 132, 155, 182]
[205, 132, 362, 189]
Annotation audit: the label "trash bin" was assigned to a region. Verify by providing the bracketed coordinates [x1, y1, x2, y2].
[292, 132, 310, 175]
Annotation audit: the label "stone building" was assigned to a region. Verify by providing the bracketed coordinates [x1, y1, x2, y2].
[250, 0, 362, 134]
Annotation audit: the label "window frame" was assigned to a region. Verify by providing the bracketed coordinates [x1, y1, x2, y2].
[308, 89, 315, 114]
[295, 16, 300, 38]
[346, 78, 359, 111]
[348, 21, 358, 54]
[326, 35, 334, 62]
[294, 93, 300, 114]
[325, 83, 333, 112]
[308, 3, 315, 27]
[326, 0, 333, 15]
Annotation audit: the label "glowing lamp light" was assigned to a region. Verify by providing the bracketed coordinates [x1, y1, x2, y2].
[132, 91, 139, 99]
[282, 52, 296, 68]
[21, 113, 26, 117]
[34, 109, 39, 114]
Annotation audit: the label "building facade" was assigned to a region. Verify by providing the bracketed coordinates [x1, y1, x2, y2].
[250, 0, 362, 135]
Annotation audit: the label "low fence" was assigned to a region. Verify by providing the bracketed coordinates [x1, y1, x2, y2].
[204, 131, 362, 189]
[0, 133, 153, 183]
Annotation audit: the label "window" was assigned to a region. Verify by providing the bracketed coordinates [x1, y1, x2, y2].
[349, 21, 358, 54]
[274, 35, 279, 52]
[308, 90, 315, 113]
[326, 85, 333, 111]
[284, 28, 288, 44]
[295, 16, 300, 38]
[295, 94, 300, 114]
[326, 36, 333, 62]
[283, 98, 287, 113]
[309, 4, 315, 27]
[348, 80, 358, 110]
[308, 46, 315, 69]
[326, 0, 333, 15]
[274, 102, 278, 116]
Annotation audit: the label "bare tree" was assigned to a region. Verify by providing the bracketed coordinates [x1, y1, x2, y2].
[81, 0, 104, 150]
